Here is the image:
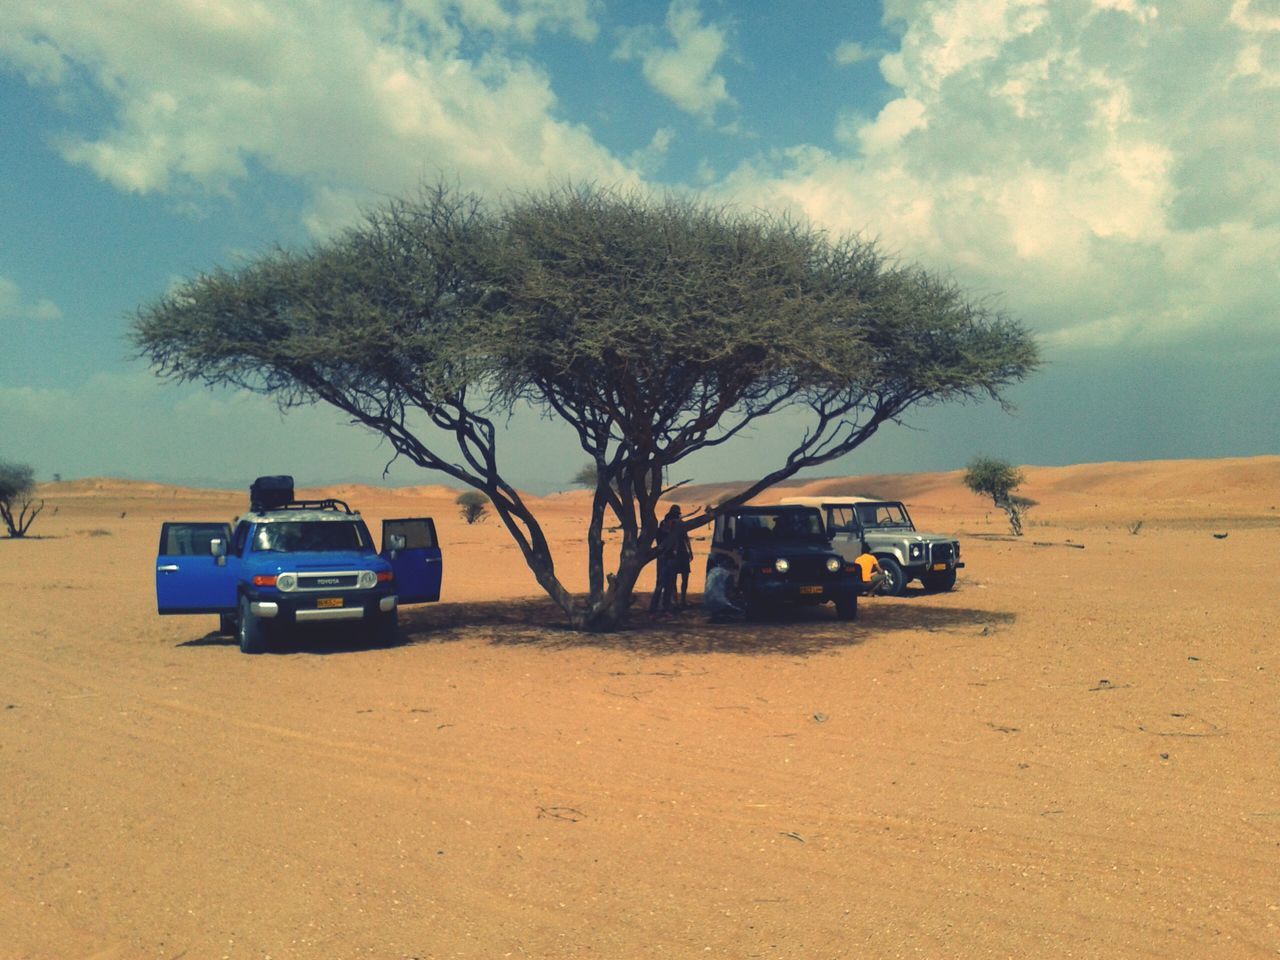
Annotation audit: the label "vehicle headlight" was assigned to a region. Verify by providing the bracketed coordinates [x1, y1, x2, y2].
[909, 544, 923, 559]
[357, 570, 378, 589]
[774, 558, 791, 574]
[275, 573, 297, 592]
[826, 557, 841, 573]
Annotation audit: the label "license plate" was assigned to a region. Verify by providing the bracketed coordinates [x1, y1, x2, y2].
[799, 585, 823, 595]
[931, 563, 948, 571]
[316, 597, 344, 609]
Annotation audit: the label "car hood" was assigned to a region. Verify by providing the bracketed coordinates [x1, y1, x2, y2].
[248, 550, 388, 573]
[738, 542, 838, 560]
[864, 530, 954, 543]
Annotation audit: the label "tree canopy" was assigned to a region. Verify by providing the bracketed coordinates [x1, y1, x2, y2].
[0, 459, 44, 538]
[133, 182, 1040, 629]
[964, 456, 1033, 535]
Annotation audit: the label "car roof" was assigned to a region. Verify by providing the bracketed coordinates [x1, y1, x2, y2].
[728, 503, 822, 514]
[243, 509, 364, 523]
[779, 496, 886, 507]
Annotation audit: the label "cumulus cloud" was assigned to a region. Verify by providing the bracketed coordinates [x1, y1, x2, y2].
[717, 0, 1280, 353]
[0, 0, 634, 229]
[0, 277, 62, 323]
[399, 0, 600, 46]
[833, 40, 877, 66]
[614, 0, 734, 122]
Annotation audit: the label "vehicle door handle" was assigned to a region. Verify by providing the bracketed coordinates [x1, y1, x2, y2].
[157, 565, 180, 573]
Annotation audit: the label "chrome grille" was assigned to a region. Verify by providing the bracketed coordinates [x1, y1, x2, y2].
[296, 572, 360, 591]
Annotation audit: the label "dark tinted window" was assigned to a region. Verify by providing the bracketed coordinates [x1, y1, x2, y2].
[826, 507, 859, 534]
[252, 521, 371, 553]
[161, 523, 229, 556]
[733, 510, 825, 542]
[857, 503, 910, 528]
[384, 519, 436, 549]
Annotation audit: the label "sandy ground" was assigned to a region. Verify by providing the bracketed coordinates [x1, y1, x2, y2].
[2, 456, 1278, 959]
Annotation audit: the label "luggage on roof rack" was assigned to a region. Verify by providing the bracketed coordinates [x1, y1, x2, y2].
[250, 475, 294, 511]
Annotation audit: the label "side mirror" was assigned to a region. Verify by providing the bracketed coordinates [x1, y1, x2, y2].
[210, 537, 227, 566]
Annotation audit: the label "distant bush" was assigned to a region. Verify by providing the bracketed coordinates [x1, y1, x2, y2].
[0, 459, 44, 538]
[963, 456, 1031, 536]
[456, 490, 489, 525]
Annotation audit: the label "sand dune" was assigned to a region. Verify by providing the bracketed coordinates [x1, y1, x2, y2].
[3, 455, 1278, 958]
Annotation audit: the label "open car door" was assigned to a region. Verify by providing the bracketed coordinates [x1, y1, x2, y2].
[381, 518, 442, 604]
[156, 522, 235, 614]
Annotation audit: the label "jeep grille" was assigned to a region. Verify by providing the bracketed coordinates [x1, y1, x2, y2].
[929, 542, 955, 565]
[296, 573, 361, 591]
[781, 556, 842, 579]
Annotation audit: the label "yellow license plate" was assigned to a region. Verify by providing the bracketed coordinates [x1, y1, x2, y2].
[799, 585, 823, 595]
[931, 563, 948, 571]
[317, 597, 344, 609]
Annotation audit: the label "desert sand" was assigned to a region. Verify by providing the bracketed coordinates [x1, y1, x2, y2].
[2, 456, 1278, 959]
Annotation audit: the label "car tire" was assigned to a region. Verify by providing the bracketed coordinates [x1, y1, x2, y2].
[373, 609, 399, 645]
[743, 589, 768, 621]
[238, 595, 269, 655]
[218, 612, 237, 635]
[922, 568, 957, 592]
[835, 592, 858, 620]
[877, 556, 907, 596]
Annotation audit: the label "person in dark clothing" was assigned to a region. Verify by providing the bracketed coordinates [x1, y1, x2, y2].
[650, 505, 692, 613]
[667, 506, 694, 609]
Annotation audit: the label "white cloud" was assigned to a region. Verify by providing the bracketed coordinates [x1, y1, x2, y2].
[833, 40, 876, 66]
[399, 0, 600, 47]
[718, 0, 1280, 353]
[853, 96, 928, 154]
[614, 0, 734, 122]
[0, 277, 62, 323]
[0, 0, 633, 229]
[628, 126, 677, 175]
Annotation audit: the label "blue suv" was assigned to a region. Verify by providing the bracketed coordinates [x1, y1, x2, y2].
[155, 478, 442, 653]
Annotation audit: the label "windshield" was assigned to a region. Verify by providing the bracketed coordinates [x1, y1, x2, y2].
[734, 510, 827, 543]
[252, 521, 372, 553]
[855, 502, 912, 529]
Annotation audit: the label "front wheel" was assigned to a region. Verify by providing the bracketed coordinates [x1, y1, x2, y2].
[922, 568, 957, 592]
[372, 609, 399, 646]
[835, 592, 858, 620]
[741, 587, 768, 621]
[238, 595, 269, 655]
[877, 556, 907, 596]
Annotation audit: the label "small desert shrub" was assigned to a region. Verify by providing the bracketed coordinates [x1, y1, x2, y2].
[456, 490, 489, 525]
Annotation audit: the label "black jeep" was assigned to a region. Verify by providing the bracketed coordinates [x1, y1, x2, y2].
[706, 505, 861, 620]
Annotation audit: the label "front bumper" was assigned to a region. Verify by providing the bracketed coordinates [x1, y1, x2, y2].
[750, 577, 857, 605]
[249, 592, 397, 622]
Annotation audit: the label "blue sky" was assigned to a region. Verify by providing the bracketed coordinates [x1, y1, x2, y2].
[1, 0, 1276, 492]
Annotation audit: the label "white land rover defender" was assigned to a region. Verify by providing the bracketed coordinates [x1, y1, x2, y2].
[781, 496, 963, 596]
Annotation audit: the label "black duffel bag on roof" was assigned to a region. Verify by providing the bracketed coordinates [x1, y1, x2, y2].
[250, 475, 294, 511]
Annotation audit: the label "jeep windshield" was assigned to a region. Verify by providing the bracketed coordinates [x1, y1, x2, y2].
[734, 510, 827, 544]
[252, 521, 372, 553]
[855, 502, 912, 530]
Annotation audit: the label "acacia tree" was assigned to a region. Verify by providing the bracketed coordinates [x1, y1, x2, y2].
[133, 182, 1039, 630]
[0, 460, 44, 538]
[963, 456, 1034, 535]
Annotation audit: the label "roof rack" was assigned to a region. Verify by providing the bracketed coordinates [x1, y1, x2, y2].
[257, 498, 354, 515]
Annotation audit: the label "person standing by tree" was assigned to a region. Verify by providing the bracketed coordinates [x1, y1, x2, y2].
[650, 505, 691, 614]
[667, 505, 694, 610]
